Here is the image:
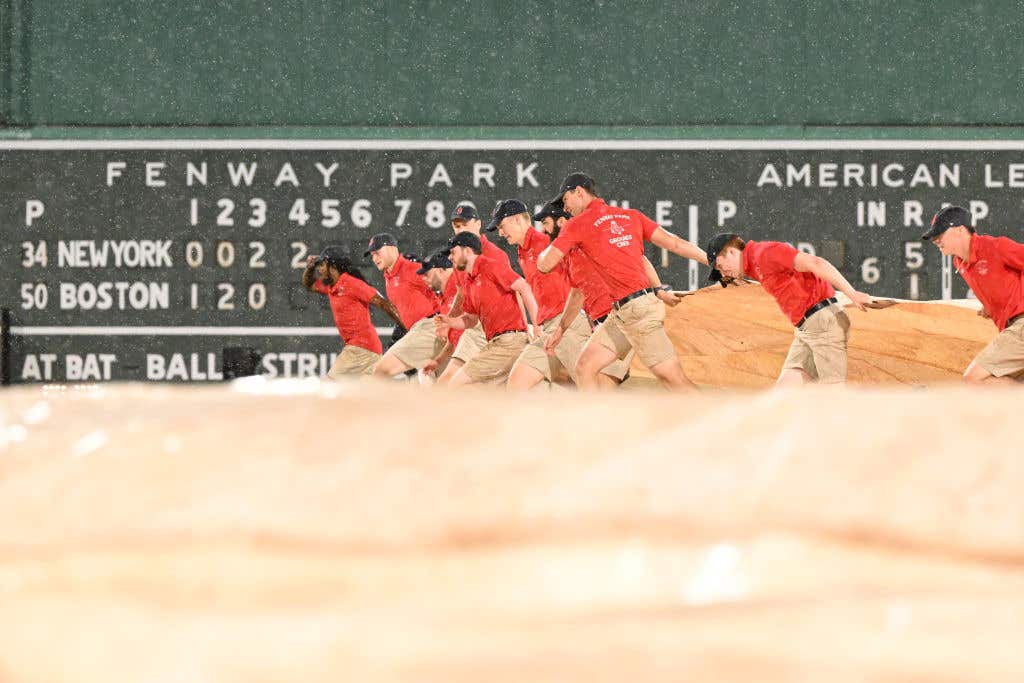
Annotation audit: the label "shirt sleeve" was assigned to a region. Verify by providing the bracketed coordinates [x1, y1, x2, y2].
[551, 216, 583, 255]
[994, 236, 1024, 271]
[311, 280, 330, 295]
[489, 258, 524, 292]
[762, 243, 800, 275]
[633, 210, 660, 240]
[346, 276, 378, 305]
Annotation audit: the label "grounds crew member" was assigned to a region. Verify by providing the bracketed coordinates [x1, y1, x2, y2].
[487, 198, 590, 390]
[534, 201, 632, 387]
[439, 231, 540, 386]
[922, 204, 1024, 384]
[436, 203, 517, 385]
[366, 233, 444, 380]
[302, 246, 404, 378]
[537, 172, 706, 390]
[706, 232, 872, 386]
[417, 247, 461, 378]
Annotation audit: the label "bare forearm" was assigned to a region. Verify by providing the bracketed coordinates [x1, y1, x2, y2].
[651, 228, 708, 265]
[813, 259, 860, 299]
[373, 296, 405, 327]
[302, 266, 317, 290]
[449, 313, 477, 330]
[558, 289, 585, 331]
[537, 245, 564, 273]
[642, 256, 663, 287]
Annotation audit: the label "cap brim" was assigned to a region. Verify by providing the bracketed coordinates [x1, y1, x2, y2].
[707, 268, 723, 284]
[920, 226, 944, 240]
[362, 249, 373, 257]
[484, 217, 501, 232]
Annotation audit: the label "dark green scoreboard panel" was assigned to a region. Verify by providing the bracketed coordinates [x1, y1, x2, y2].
[3, 139, 1022, 383]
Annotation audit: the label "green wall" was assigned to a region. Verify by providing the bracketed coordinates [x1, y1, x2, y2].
[2, 0, 1023, 128]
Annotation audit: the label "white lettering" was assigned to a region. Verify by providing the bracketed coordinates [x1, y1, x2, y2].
[145, 161, 167, 187]
[717, 200, 737, 226]
[274, 162, 300, 187]
[473, 163, 495, 188]
[227, 162, 258, 187]
[25, 199, 45, 226]
[516, 162, 539, 187]
[427, 163, 452, 188]
[390, 163, 412, 187]
[186, 161, 208, 186]
[655, 200, 673, 227]
[315, 162, 339, 187]
[757, 164, 783, 188]
[106, 161, 126, 186]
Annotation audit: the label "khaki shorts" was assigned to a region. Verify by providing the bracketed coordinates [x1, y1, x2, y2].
[975, 316, 1024, 378]
[386, 316, 444, 370]
[463, 331, 529, 383]
[579, 319, 633, 382]
[782, 304, 850, 383]
[510, 314, 592, 383]
[451, 323, 487, 363]
[593, 292, 676, 368]
[326, 345, 381, 378]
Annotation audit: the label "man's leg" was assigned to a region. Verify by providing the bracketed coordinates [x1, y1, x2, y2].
[963, 321, 1024, 386]
[372, 352, 413, 378]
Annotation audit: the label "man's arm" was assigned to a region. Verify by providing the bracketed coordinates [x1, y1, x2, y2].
[537, 244, 566, 274]
[793, 252, 872, 310]
[442, 313, 479, 330]
[544, 288, 584, 354]
[370, 293, 405, 327]
[302, 258, 319, 291]
[649, 228, 708, 265]
[422, 341, 454, 376]
[510, 278, 540, 331]
[641, 255, 683, 307]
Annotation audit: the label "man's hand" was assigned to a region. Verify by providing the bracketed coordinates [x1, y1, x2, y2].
[306, 255, 319, 268]
[434, 315, 451, 338]
[422, 358, 440, 375]
[544, 326, 565, 355]
[656, 289, 683, 307]
[847, 290, 873, 312]
[978, 307, 991, 319]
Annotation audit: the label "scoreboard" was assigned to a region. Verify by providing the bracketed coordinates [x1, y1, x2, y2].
[2, 139, 1022, 383]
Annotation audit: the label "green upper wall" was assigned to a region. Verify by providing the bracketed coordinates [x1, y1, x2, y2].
[3, 0, 1023, 128]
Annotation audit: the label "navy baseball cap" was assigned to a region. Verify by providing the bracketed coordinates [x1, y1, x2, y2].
[485, 199, 529, 232]
[416, 248, 453, 274]
[531, 201, 572, 222]
[705, 233, 741, 285]
[317, 246, 352, 270]
[922, 205, 973, 240]
[447, 231, 482, 253]
[549, 172, 596, 206]
[363, 233, 398, 256]
[450, 204, 479, 222]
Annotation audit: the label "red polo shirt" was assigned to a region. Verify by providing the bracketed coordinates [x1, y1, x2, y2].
[439, 273, 464, 346]
[955, 234, 1024, 331]
[742, 241, 835, 326]
[383, 255, 440, 329]
[565, 247, 615, 321]
[552, 198, 659, 301]
[450, 234, 512, 289]
[518, 228, 570, 324]
[312, 274, 383, 354]
[461, 255, 527, 340]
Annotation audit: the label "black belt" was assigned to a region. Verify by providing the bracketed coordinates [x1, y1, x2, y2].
[1007, 313, 1024, 327]
[796, 297, 838, 329]
[489, 328, 526, 340]
[589, 313, 609, 327]
[612, 287, 658, 310]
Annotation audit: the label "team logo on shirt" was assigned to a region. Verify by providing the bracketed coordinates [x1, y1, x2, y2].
[609, 220, 625, 235]
[976, 260, 989, 275]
